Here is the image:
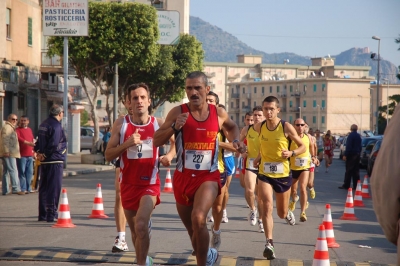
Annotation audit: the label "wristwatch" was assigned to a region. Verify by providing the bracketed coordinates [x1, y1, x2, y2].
[291, 151, 296, 157]
[171, 122, 179, 133]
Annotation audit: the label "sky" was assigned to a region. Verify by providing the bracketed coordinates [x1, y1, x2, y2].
[190, 0, 400, 76]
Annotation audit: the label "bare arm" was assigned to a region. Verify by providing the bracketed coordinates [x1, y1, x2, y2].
[153, 106, 182, 147]
[218, 107, 246, 153]
[239, 126, 249, 142]
[218, 141, 237, 153]
[283, 123, 306, 158]
[156, 118, 176, 166]
[104, 117, 127, 162]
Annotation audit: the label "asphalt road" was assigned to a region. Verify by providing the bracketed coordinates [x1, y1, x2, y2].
[0, 150, 396, 265]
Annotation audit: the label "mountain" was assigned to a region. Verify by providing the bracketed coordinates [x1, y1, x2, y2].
[189, 16, 399, 84]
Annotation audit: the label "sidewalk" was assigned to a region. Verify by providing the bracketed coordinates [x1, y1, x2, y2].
[63, 153, 114, 177]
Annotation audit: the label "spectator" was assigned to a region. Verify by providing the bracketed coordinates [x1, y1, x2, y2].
[0, 114, 24, 195]
[371, 104, 400, 265]
[102, 127, 111, 165]
[338, 124, 361, 191]
[34, 104, 67, 222]
[16, 115, 36, 193]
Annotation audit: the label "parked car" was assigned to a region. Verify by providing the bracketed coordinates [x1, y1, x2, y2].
[359, 136, 383, 168]
[367, 139, 382, 176]
[80, 127, 104, 152]
[339, 136, 348, 159]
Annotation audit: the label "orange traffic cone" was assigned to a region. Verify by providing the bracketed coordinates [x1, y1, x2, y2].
[235, 169, 240, 178]
[52, 189, 76, 228]
[88, 184, 109, 219]
[353, 180, 365, 207]
[340, 188, 358, 220]
[312, 224, 330, 266]
[361, 175, 371, 198]
[323, 204, 340, 248]
[163, 169, 173, 193]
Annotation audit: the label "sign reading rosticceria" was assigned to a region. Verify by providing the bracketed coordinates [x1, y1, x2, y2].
[43, 0, 88, 36]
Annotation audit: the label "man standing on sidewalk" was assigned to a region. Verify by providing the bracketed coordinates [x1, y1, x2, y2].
[339, 124, 361, 191]
[34, 104, 67, 222]
[0, 113, 24, 195]
[16, 115, 36, 193]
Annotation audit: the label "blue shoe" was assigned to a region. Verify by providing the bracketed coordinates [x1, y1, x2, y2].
[206, 247, 218, 266]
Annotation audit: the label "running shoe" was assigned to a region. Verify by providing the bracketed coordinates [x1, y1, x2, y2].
[263, 242, 276, 260]
[309, 188, 316, 199]
[112, 236, 128, 252]
[210, 224, 221, 250]
[285, 210, 295, 226]
[288, 200, 296, 212]
[146, 256, 153, 266]
[300, 212, 307, 222]
[206, 247, 219, 266]
[305, 201, 309, 209]
[258, 220, 265, 233]
[248, 209, 257, 226]
[222, 210, 228, 223]
[207, 215, 214, 223]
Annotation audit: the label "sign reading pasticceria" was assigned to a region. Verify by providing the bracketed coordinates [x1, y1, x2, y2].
[43, 0, 88, 36]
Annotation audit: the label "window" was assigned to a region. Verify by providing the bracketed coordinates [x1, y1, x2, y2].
[277, 86, 280, 93]
[313, 84, 317, 92]
[254, 87, 257, 93]
[322, 100, 326, 108]
[242, 116, 244, 122]
[322, 84, 326, 91]
[303, 100, 306, 107]
[289, 100, 293, 108]
[231, 88, 234, 94]
[6, 9, 11, 39]
[290, 85, 293, 92]
[313, 100, 317, 108]
[262, 87, 265, 94]
[289, 116, 293, 123]
[254, 101, 256, 107]
[243, 87, 245, 94]
[96, 100, 101, 109]
[18, 93, 25, 110]
[28, 18, 32, 46]
[270, 86, 272, 93]
[303, 116, 306, 121]
[321, 116, 325, 124]
[230, 102, 233, 108]
[313, 116, 316, 123]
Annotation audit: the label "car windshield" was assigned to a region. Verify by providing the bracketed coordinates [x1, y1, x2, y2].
[362, 138, 380, 147]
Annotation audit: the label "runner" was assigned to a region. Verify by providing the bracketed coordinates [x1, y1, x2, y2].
[153, 71, 245, 266]
[105, 83, 175, 266]
[323, 131, 335, 173]
[237, 112, 254, 189]
[288, 119, 318, 222]
[305, 125, 318, 199]
[239, 106, 265, 233]
[253, 96, 305, 260]
[315, 129, 324, 172]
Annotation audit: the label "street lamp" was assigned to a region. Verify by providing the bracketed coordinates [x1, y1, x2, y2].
[372, 35, 380, 134]
[382, 78, 389, 126]
[368, 88, 374, 131]
[357, 95, 362, 134]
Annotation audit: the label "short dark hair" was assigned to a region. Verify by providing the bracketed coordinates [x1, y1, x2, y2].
[218, 104, 226, 110]
[262, 96, 280, 108]
[253, 106, 262, 112]
[245, 111, 253, 118]
[127, 83, 150, 100]
[186, 71, 208, 86]
[21, 115, 29, 120]
[207, 91, 219, 105]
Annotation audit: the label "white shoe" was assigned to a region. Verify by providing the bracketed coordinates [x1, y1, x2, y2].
[210, 224, 221, 250]
[207, 215, 214, 223]
[258, 220, 265, 233]
[221, 209, 228, 223]
[112, 236, 128, 252]
[248, 209, 257, 226]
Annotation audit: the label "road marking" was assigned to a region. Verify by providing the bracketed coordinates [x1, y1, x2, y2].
[53, 252, 71, 259]
[21, 250, 41, 257]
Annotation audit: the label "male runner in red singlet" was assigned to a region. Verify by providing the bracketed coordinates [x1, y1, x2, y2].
[105, 83, 175, 266]
[154, 71, 245, 266]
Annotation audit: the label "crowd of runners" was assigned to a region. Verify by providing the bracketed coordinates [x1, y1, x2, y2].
[103, 71, 339, 265]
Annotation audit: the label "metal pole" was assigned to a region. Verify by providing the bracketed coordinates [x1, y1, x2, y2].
[317, 104, 319, 130]
[299, 107, 301, 119]
[376, 39, 380, 134]
[113, 63, 118, 123]
[358, 95, 362, 134]
[387, 82, 389, 126]
[63, 36, 68, 167]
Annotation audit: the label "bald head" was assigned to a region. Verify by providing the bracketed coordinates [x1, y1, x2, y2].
[350, 124, 358, 131]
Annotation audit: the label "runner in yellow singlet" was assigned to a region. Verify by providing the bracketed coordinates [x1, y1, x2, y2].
[288, 119, 319, 222]
[239, 106, 265, 233]
[253, 96, 306, 260]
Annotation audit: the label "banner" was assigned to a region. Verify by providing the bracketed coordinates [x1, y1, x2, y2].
[157, 11, 180, 45]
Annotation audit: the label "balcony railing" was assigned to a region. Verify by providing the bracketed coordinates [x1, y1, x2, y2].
[231, 93, 240, 98]
[291, 92, 301, 98]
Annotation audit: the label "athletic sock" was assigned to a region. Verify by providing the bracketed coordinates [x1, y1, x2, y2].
[118, 232, 125, 241]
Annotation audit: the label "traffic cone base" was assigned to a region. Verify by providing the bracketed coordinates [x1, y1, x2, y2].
[323, 204, 340, 248]
[235, 170, 240, 178]
[52, 189, 76, 228]
[163, 169, 173, 193]
[353, 180, 365, 207]
[88, 184, 109, 219]
[340, 188, 358, 220]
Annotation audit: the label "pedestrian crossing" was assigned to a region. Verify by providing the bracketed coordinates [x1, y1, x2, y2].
[0, 248, 394, 265]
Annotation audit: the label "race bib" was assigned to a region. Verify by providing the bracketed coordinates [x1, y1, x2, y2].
[247, 158, 258, 170]
[127, 139, 153, 159]
[263, 162, 284, 174]
[295, 157, 309, 167]
[324, 146, 331, 151]
[185, 150, 212, 170]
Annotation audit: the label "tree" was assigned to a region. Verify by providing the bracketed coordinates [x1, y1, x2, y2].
[80, 109, 89, 126]
[396, 35, 400, 81]
[378, 94, 400, 133]
[47, 2, 159, 153]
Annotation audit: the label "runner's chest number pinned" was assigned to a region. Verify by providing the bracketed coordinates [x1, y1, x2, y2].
[295, 157, 309, 167]
[185, 150, 212, 170]
[263, 162, 284, 174]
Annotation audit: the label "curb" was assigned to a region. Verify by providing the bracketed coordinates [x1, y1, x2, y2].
[63, 166, 114, 177]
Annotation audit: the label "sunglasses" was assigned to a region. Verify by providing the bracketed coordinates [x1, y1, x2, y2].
[11, 118, 18, 121]
[295, 124, 305, 127]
